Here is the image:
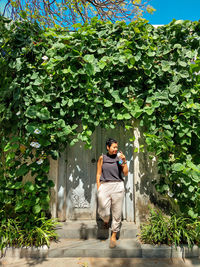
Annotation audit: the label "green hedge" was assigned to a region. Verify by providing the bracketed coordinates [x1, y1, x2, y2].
[0, 16, 200, 232]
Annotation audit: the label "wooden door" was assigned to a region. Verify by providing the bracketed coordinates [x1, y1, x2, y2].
[57, 125, 135, 221]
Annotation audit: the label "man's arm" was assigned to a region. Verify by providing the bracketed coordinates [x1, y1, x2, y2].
[121, 162, 128, 176]
[96, 156, 103, 190]
[119, 152, 128, 176]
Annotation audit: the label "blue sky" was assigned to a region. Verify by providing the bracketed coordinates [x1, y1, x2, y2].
[0, 0, 200, 25]
[144, 0, 200, 25]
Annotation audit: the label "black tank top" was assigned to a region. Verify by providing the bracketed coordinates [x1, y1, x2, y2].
[100, 153, 124, 182]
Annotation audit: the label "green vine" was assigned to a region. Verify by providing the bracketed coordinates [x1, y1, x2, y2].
[0, 16, 200, 231]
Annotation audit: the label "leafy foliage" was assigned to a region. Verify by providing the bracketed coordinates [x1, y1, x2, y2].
[0, 216, 59, 254]
[0, 16, 200, 245]
[140, 207, 200, 247]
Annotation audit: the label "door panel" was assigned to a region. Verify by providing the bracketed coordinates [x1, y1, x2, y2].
[65, 134, 97, 220]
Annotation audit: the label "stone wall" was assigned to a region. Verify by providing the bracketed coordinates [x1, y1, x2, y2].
[133, 120, 160, 224]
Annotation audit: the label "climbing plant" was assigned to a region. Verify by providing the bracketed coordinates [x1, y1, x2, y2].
[0, 15, 200, 243]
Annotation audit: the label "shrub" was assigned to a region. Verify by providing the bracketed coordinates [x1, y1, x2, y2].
[0, 216, 59, 255]
[139, 207, 200, 248]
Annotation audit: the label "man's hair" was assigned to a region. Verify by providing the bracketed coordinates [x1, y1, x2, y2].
[106, 138, 118, 150]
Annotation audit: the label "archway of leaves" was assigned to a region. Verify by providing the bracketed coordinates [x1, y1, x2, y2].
[0, 16, 200, 229]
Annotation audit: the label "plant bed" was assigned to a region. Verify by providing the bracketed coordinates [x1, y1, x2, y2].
[138, 207, 200, 258]
[0, 217, 59, 258]
[140, 244, 200, 258]
[2, 245, 49, 259]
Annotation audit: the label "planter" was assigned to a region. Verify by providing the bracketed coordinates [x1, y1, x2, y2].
[141, 244, 200, 258]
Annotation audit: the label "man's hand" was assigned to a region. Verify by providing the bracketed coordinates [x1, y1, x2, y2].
[119, 151, 126, 163]
[97, 183, 101, 190]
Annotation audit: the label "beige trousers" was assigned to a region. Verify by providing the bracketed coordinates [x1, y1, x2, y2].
[97, 181, 125, 232]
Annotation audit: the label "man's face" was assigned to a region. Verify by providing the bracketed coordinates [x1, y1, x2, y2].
[107, 142, 118, 155]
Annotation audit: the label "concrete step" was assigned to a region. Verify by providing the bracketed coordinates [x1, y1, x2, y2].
[4, 238, 200, 259]
[56, 220, 138, 240]
[47, 238, 142, 258]
[3, 257, 200, 267]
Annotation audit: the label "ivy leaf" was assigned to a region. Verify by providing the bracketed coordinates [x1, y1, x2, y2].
[135, 52, 141, 61]
[33, 205, 42, 214]
[131, 107, 143, 118]
[147, 51, 155, 57]
[123, 113, 131, 119]
[127, 57, 136, 69]
[111, 91, 123, 103]
[16, 58, 22, 71]
[34, 95, 44, 103]
[169, 83, 181, 94]
[16, 164, 29, 176]
[178, 60, 187, 67]
[145, 107, 154, 115]
[155, 184, 169, 193]
[161, 61, 171, 72]
[119, 55, 126, 63]
[174, 20, 184, 25]
[188, 185, 194, 192]
[0, 104, 5, 113]
[83, 54, 95, 63]
[85, 63, 95, 75]
[25, 106, 38, 118]
[104, 100, 113, 107]
[24, 182, 35, 192]
[6, 152, 15, 163]
[179, 70, 189, 78]
[98, 60, 107, 69]
[61, 99, 68, 106]
[187, 161, 200, 172]
[52, 42, 65, 49]
[191, 171, 200, 183]
[37, 107, 50, 120]
[172, 163, 185, 172]
[33, 78, 42, 86]
[39, 138, 51, 146]
[174, 44, 182, 49]
[62, 67, 71, 74]
[70, 139, 79, 146]
[117, 114, 123, 120]
[97, 48, 105, 54]
[4, 142, 19, 151]
[63, 126, 72, 135]
[163, 124, 172, 130]
[188, 209, 198, 218]
[12, 182, 23, 189]
[30, 73, 38, 80]
[15, 203, 24, 212]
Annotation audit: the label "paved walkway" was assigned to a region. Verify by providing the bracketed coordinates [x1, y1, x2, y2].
[1, 257, 200, 267]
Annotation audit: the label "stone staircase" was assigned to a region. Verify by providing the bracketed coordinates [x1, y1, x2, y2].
[51, 220, 141, 258]
[4, 220, 200, 259]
